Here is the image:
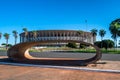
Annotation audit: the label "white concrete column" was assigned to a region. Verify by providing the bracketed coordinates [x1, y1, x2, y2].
[71, 32, 73, 40]
[52, 32, 54, 40]
[56, 32, 58, 40]
[63, 32, 65, 40]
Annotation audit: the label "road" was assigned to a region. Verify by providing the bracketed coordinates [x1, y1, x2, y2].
[0, 51, 120, 61]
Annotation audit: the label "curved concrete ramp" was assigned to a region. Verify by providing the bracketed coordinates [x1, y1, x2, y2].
[7, 40, 102, 65]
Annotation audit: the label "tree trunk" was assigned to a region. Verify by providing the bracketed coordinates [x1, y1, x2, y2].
[101, 37, 103, 48]
[114, 38, 117, 51]
[6, 39, 8, 50]
[15, 37, 17, 45]
[116, 38, 117, 50]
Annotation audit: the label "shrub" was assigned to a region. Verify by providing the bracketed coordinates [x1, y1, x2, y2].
[79, 44, 87, 49]
[94, 39, 114, 50]
[66, 43, 77, 48]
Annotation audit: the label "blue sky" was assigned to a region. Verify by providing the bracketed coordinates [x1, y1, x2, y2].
[0, 0, 120, 45]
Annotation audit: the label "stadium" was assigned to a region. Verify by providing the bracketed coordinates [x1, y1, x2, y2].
[20, 30, 95, 46]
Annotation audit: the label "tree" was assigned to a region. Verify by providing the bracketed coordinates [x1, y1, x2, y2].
[1, 43, 12, 47]
[94, 39, 114, 50]
[90, 29, 98, 44]
[102, 40, 114, 50]
[66, 43, 77, 48]
[12, 30, 18, 45]
[22, 28, 28, 42]
[99, 29, 106, 41]
[1, 43, 6, 46]
[99, 29, 106, 48]
[3, 33, 10, 49]
[94, 41, 101, 48]
[7, 44, 12, 47]
[79, 44, 88, 49]
[109, 18, 120, 48]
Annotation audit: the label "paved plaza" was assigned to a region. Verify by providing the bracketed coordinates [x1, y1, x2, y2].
[0, 64, 119, 80]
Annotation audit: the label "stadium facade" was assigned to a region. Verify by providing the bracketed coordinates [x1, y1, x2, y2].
[20, 30, 96, 45]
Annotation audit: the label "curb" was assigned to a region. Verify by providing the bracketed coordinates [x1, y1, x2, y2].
[0, 62, 120, 73]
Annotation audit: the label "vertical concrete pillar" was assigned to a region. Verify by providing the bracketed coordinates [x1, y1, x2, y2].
[19, 34, 21, 43]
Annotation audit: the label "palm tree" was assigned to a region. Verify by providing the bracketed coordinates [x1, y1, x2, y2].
[90, 29, 98, 44]
[99, 29, 106, 48]
[32, 30, 37, 41]
[3, 33, 10, 49]
[22, 28, 28, 42]
[109, 18, 120, 48]
[12, 30, 18, 45]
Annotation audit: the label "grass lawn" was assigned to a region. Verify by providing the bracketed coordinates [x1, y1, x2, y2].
[72, 49, 120, 54]
[1, 47, 120, 54]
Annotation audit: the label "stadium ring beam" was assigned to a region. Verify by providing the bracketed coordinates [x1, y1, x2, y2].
[7, 40, 102, 66]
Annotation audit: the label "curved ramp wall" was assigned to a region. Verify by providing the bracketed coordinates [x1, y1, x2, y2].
[7, 40, 102, 66]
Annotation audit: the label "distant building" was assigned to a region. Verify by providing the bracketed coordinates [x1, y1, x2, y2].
[19, 30, 96, 46]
